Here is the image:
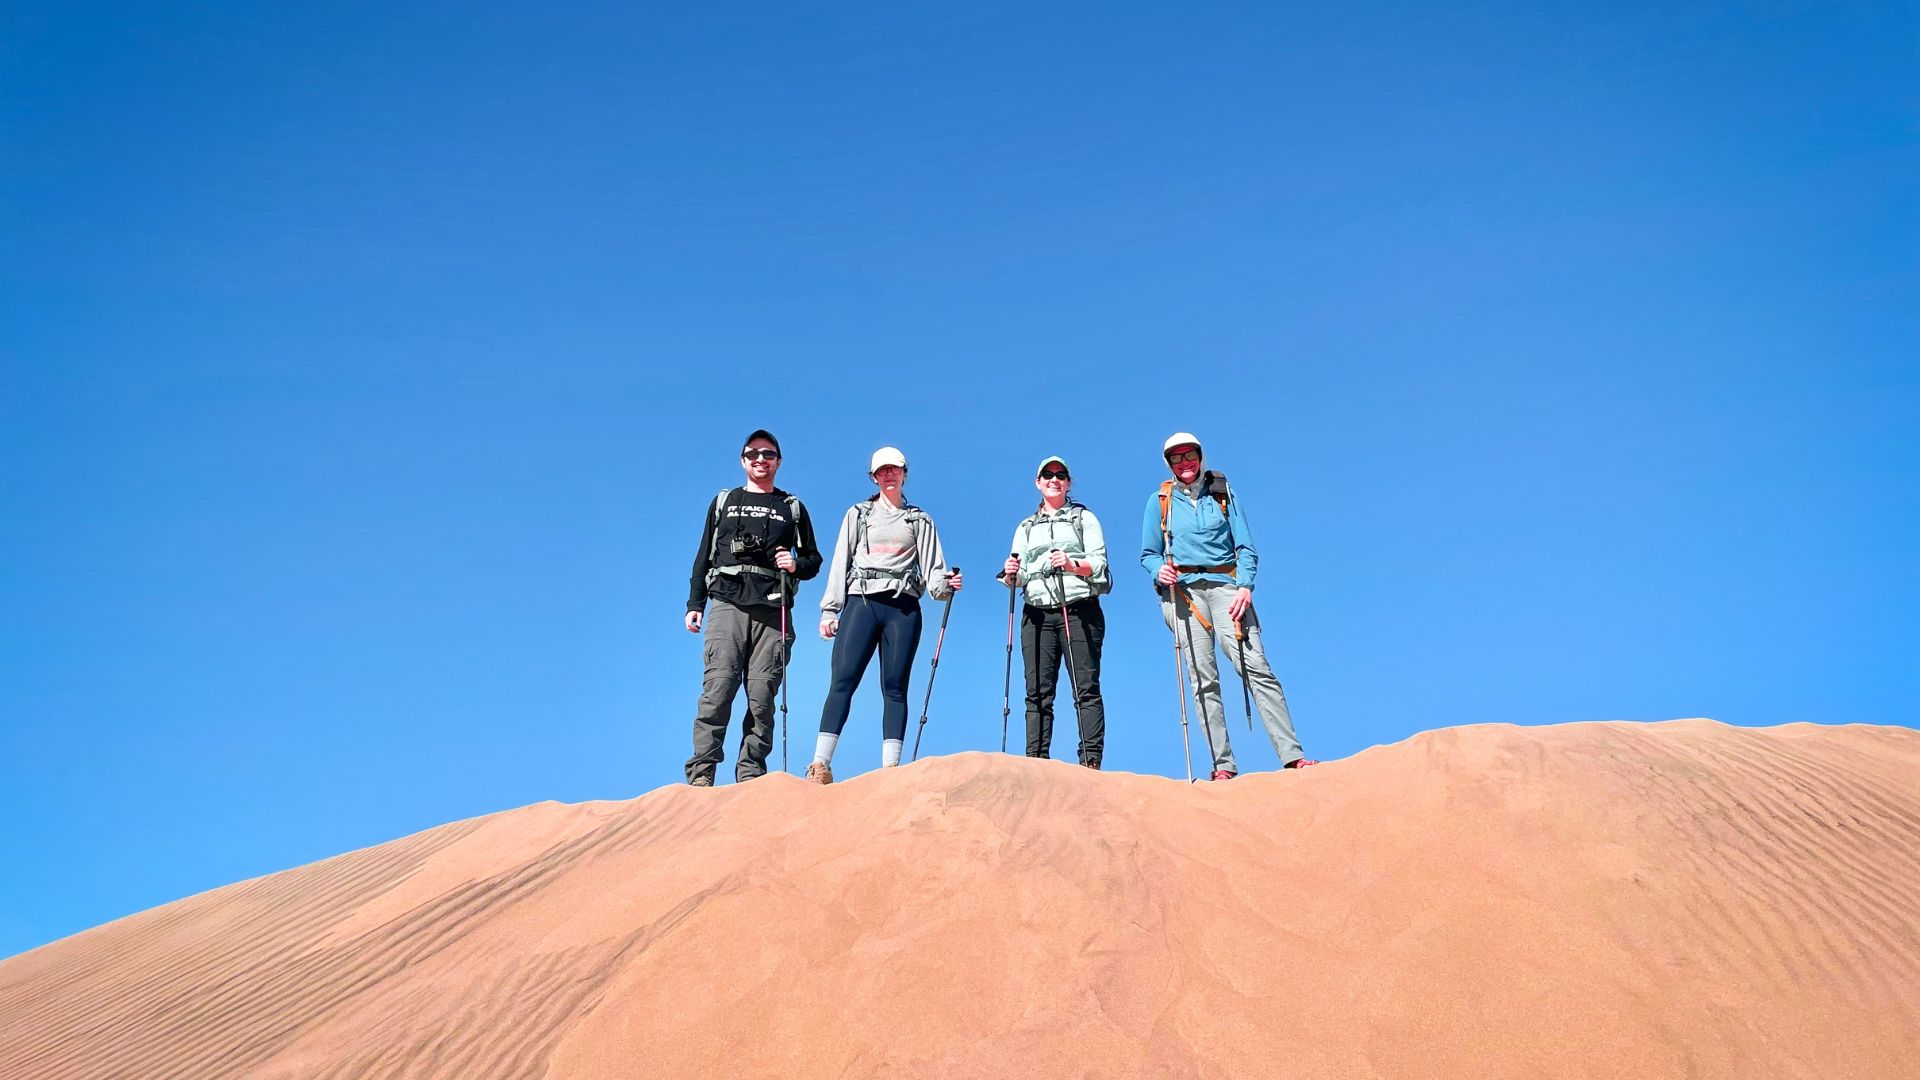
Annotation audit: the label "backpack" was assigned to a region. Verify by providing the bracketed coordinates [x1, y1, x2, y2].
[705, 487, 803, 587]
[1018, 500, 1112, 597]
[848, 495, 930, 589]
[1157, 471, 1236, 627]
[1156, 470, 1231, 538]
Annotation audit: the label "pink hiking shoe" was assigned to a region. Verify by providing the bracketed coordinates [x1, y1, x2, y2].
[1210, 769, 1237, 781]
[1284, 758, 1320, 769]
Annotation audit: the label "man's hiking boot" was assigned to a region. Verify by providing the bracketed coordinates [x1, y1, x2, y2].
[805, 762, 833, 785]
[1082, 760, 1101, 771]
[1210, 769, 1237, 782]
[687, 773, 715, 788]
[1284, 758, 1320, 769]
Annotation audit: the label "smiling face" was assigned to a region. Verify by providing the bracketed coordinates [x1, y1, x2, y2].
[872, 463, 905, 496]
[741, 437, 781, 484]
[1034, 464, 1071, 500]
[1165, 444, 1202, 485]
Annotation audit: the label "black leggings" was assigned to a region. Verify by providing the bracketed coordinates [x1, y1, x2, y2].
[1022, 598, 1105, 765]
[818, 593, 923, 741]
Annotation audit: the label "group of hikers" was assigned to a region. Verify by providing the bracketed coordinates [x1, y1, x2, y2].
[684, 428, 1317, 786]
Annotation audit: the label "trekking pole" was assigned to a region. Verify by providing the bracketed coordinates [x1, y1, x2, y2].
[1053, 555, 1081, 731]
[1234, 618, 1253, 733]
[1000, 554, 1017, 754]
[1177, 581, 1222, 777]
[910, 567, 959, 762]
[1169, 632, 1194, 782]
[779, 571, 792, 774]
[1162, 547, 1195, 783]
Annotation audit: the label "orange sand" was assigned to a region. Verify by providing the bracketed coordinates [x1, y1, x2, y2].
[3, 720, 1917, 1078]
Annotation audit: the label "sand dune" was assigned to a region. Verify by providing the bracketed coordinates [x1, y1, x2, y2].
[3, 720, 1918, 1079]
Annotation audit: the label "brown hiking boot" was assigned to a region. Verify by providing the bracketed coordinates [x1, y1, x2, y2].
[687, 773, 715, 788]
[805, 762, 833, 785]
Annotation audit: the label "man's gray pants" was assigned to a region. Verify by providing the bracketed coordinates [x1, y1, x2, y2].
[1159, 579, 1302, 773]
[687, 599, 791, 783]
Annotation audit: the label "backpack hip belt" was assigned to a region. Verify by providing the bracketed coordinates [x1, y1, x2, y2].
[849, 565, 921, 587]
[708, 563, 783, 583]
[1174, 563, 1237, 577]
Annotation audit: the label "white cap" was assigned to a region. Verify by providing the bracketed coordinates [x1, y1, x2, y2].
[869, 446, 908, 474]
[1162, 431, 1203, 456]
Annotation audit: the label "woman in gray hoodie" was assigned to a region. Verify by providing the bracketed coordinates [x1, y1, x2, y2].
[807, 446, 961, 783]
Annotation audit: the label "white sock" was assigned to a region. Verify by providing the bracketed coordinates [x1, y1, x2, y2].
[813, 733, 839, 766]
[882, 739, 903, 767]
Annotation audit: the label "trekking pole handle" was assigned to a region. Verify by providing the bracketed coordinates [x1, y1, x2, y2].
[934, 567, 958, 632]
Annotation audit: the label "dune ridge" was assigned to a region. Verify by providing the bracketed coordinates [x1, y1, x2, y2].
[3, 719, 1917, 1079]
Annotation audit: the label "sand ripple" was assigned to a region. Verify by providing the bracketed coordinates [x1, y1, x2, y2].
[2, 720, 1916, 1079]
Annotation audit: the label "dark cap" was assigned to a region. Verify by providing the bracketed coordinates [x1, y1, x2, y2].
[742, 429, 781, 455]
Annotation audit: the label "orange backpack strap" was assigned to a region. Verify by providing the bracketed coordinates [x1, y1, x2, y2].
[1157, 478, 1214, 629]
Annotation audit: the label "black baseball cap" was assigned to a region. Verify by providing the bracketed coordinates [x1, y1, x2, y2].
[742, 429, 781, 455]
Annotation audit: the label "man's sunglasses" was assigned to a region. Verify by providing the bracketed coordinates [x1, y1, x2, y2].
[1165, 449, 1200, 464]
[742, 449, 781, 461]
[1038, 469, 1070, 480]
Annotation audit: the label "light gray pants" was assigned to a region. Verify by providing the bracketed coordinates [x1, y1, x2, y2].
[1159, 580, 1302, 772]
[687, 599, 791, 783]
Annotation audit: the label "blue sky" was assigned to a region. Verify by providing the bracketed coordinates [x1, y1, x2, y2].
[3, 1, 1915, 959]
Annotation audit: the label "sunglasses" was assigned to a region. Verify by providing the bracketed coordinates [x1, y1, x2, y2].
[1165, 449, 1200, 464]
[742, 449, 781, 461]
[1038, 469, 1070, 480]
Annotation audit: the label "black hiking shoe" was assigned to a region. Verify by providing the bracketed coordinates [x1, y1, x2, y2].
[687, 773, 715, 787]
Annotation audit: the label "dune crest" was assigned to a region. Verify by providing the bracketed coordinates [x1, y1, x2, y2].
[4, 720, 1918, 1079]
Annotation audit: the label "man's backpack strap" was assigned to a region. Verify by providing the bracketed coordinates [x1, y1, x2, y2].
[782, 492, 803, 558]
[703, 489, 733, 585]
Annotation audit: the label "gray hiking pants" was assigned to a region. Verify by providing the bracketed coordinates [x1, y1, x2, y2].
[687, 599, 792, 783]
[1159, 580, 1302, 772]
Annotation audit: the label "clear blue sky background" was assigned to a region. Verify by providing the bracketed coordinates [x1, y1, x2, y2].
[3, 1, 1914, 959]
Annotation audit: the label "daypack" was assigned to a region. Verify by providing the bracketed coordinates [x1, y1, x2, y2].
[1157, 470, 1237, 628]
[1157, 470, 1231, 533]
[1017, 500, 1112, 597]
[705, 487, 804, 587]
[848, 495, 930, 588]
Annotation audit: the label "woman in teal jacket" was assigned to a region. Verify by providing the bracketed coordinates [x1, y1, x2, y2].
[999, 455, 1111, 768]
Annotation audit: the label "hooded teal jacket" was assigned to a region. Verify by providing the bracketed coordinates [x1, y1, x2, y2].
[1137, 472, 1261, 590]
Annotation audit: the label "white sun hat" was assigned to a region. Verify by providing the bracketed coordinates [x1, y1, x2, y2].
[1162, 431, 1203, 457]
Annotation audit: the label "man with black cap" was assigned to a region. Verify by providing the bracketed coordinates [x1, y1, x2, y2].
[684, 429, 822, 785]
